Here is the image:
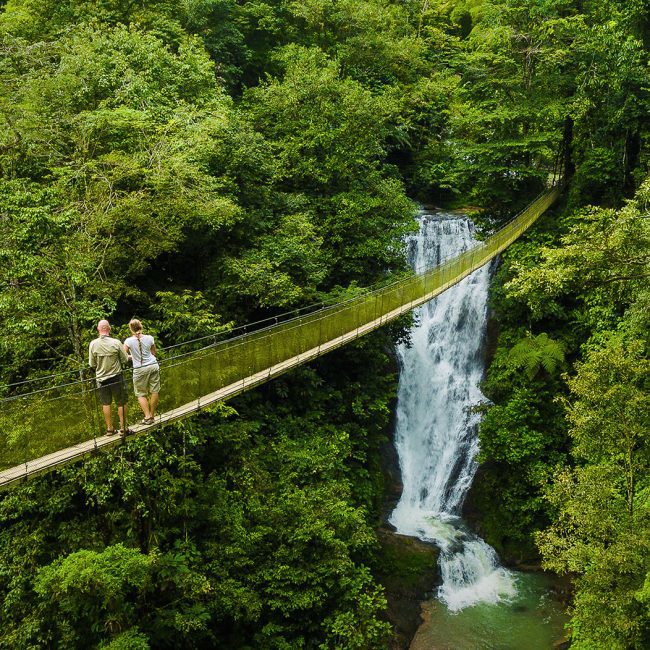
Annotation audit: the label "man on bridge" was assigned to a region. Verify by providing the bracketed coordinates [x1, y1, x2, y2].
[89, 319, 131, 437]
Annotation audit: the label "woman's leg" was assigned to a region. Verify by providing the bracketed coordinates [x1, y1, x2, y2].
[149, 392, 158, 418]
[137, 395, 151, 419]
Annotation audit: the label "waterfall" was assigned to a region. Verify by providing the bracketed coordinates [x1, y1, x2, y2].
[389, 210, 516, 612]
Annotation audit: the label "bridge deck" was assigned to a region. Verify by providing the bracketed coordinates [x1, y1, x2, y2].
[0, 187, 561, 488]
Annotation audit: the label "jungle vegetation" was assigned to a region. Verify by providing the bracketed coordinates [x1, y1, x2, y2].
[0, 1, 648, 648]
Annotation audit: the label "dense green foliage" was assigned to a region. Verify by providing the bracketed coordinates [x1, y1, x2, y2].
[477, 194, 650, 649]
[475, 81, 649, 650]
[0, 0, 648, 647]
[509, 182, 650, 649]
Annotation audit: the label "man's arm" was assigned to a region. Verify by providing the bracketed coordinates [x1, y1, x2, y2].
[119, 342, 128, 366]
[88, 341, 96, 369]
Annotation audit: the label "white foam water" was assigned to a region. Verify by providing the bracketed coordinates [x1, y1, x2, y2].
[389, 210, 516, 612]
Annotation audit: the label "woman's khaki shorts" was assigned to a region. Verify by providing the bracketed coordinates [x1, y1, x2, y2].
[133, 364, 161, 397]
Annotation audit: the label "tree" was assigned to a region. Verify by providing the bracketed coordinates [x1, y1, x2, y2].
[34, 545, 156, 647]
[442, 0, 577, 212]
[537, 334, 650, 649]
[507, 177, 650, 321]
[244, 45, 416, 287]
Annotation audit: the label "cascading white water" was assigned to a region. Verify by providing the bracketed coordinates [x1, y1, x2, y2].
[389, 209, 516, 612]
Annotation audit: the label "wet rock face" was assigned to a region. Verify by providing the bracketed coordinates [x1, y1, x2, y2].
[378, 385, 402, 527]
[379, 437, 403, 526]
[374, 528, 440, 650]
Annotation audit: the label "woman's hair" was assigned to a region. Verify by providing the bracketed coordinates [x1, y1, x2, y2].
[129, 318, 143, 335]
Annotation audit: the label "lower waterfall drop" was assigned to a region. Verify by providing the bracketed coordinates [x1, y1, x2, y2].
[389, 209, 516, 612]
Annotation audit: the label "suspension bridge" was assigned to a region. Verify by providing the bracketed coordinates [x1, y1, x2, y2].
[0, 186, 562, 487]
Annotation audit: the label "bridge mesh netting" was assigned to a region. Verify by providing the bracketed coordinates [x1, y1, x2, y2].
[0, 187, 560, 473]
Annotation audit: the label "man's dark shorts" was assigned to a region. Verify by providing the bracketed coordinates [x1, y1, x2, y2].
[97, 373, 128, 406]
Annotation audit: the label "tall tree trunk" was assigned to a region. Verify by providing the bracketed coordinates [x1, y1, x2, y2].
[623, 130, 641, 197]
[562, 116, 575, 180]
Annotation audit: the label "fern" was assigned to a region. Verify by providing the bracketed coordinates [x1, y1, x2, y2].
[507, 333, 565, 379]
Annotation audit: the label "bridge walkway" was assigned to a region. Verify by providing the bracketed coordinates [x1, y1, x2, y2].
[0, 187, 561, 487]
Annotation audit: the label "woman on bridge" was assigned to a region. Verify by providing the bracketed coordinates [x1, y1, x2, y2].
[124, 319, 160, 425]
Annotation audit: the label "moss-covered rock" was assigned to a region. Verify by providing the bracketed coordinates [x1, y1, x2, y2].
[374, 527, 439, 650]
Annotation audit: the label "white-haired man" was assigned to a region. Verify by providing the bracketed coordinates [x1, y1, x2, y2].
[89, 319, 131, 436]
